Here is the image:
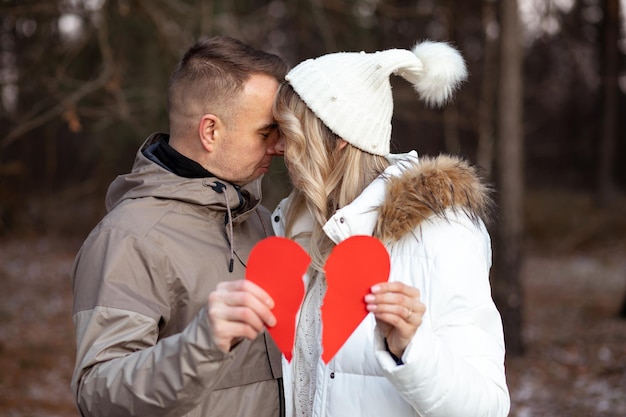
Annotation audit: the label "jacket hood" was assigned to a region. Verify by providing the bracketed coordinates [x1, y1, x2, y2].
[105, 133, 263, 220]
[375, 154, 493, 243]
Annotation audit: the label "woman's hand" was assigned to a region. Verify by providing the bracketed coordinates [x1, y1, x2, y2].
[364, 282, 426, 359]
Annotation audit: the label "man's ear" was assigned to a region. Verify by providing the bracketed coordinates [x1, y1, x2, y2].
[199, 114, 219, 152]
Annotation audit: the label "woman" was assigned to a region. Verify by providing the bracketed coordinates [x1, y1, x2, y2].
[271, 41, 510, 417]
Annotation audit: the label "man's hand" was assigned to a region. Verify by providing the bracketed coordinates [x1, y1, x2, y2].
[207, 280, 277, 352]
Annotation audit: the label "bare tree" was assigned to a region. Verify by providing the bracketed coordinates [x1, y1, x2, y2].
[491, 0, 525, 356]
[597, 0, 620, 206]
[1, 11, 117, 151]
[599, 0, 626, 321]
[476, 0, 499, 176]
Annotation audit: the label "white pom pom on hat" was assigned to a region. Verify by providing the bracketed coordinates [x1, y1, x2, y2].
[284, 40, 468, 156]
[406, 41, 468, 107]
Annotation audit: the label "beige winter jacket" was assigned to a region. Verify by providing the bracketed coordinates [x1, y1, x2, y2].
[71, 133, 283, 417]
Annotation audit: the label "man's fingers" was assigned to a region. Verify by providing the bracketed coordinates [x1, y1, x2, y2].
[216, 280, 275, 308]
[210, 280, 277, 327]
[208, 288, 278, 353]
[212, 321, 263, 352]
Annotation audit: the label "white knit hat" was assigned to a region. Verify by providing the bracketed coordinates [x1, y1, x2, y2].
[284, 41, 468, 156]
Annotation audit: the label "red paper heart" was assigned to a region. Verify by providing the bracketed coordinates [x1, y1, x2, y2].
[246, 236, 309, 362]
[321, 235, 390, 363]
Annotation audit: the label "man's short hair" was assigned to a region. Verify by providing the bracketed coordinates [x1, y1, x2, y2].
[168, 36, 288, 137]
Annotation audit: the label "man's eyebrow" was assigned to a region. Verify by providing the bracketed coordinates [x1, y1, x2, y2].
[258, 122, 278, 131]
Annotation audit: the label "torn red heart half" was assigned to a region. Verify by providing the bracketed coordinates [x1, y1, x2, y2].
[246, 236, 309, 362]
[321, 235, 390, 363]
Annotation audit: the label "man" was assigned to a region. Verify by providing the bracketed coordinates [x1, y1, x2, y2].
[71, 36, 288, 417]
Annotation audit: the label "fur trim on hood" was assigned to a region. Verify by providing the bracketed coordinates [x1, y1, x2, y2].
[375, 154, 494, 243]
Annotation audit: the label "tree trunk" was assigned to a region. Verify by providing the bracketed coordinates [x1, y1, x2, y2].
[597, 0, 620, 206]
[619, 286, 626, 318]
[492, 0, 525, 357]
[442, 0, 461, 155]
[477, 0, 499, 177]
[598, 0, 625, 321]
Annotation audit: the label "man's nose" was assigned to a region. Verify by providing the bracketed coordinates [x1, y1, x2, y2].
[268, 135, 285, 156]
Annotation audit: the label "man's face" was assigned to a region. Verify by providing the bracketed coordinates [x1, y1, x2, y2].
[211, 74, 284, 186]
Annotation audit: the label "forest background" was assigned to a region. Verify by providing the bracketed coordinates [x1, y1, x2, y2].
[1, 0, 625, 416]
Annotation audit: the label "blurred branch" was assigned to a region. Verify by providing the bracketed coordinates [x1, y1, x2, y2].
[199, 1, 213, 37]
[321, 1, 435, 19]
[136, 0, 195, 58]
[0, 3, 58, 15]
[376, 2, 442, 18]
[1, 12, 116, 150]
[309, 0, 337, 51]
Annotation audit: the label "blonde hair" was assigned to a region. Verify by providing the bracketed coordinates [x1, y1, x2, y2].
[274, 83, 389, 272]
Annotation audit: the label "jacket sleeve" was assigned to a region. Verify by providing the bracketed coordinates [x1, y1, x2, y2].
[373, 214, 510, 417]
[70, 229, 247, 417]
[72, 307, 248, 417]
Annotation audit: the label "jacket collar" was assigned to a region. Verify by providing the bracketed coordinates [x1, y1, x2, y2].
[105, 133, 263, 222]
[143, 134, 214, 178]
[374, 154, 493, 242]
[322, 152, 493, 244]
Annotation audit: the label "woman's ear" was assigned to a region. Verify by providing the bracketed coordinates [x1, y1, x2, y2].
[337, 139, 349, 151]
[199, 114, 219, 152]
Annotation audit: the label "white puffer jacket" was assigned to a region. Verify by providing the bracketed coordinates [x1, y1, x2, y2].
[271, 152, 510, 417]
